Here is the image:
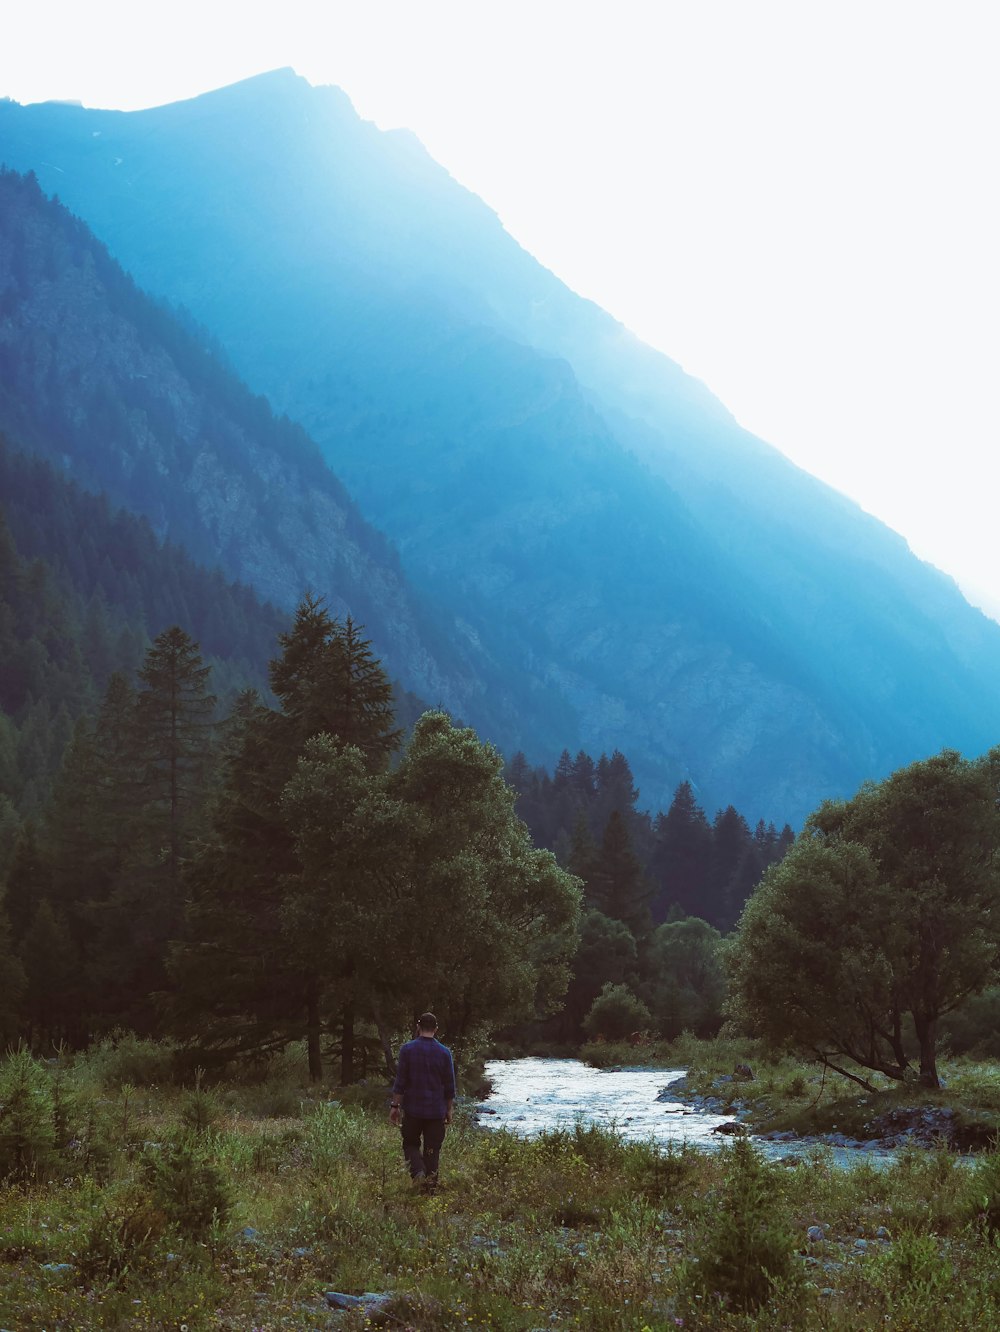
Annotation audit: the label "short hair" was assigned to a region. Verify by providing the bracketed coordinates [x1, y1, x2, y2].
[417, 1012, 438, 1031]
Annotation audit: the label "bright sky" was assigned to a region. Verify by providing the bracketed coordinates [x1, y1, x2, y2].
[4, 2, 998, 615]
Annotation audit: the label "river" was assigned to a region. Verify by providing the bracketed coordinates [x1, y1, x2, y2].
[475, 1057, 898, 1164]
[476, 1056, 733, 1147]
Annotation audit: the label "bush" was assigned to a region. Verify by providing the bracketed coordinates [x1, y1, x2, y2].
[679, 1136, 800, 1313]
[76, 1186, 166, 1280]
[969, 1149, 1000, 1233]
[82, 1031, 178, 1089]
[582, 983, 651, 1042]
[0, 1049, 57, 1183]
[178, 1071, 222, 1134]
[144, 1136, 232, 1239]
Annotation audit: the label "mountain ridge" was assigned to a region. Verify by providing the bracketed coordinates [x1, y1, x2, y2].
[0, 166, 578, 761]
[3, 73, 998, 821]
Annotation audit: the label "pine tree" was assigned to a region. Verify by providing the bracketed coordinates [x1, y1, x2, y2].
[708, 805, 759, 930]
[20, 898, 81, 1047]
[135, 625, 216, 878]
[589, 809, 653, 936]
[170, 600, 401, 1081]
[0, 892, 26, 1046]
[3, 819, 52, 943]
[649, 781, 713, 922]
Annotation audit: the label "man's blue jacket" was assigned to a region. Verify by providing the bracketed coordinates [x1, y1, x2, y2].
[392, 1035, 456, 1119]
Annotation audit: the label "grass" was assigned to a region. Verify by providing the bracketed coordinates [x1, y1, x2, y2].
[3, 1042, 1000, 1329]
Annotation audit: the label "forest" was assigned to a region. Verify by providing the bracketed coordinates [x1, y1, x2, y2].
[0, 481, 788, 1068]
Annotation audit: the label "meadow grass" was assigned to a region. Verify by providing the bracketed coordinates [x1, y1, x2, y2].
[3, 1043, 1000, 1329]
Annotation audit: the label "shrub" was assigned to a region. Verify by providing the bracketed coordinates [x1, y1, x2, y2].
[82, 1031, 177, 1088]
[0, 1049, 57, 1182]
[76, 1186, 167, 1280]
[178, 1071, 221, 1134]
[144, 1136, 232, 1239]
[582, 983, 651, 1042]
[969, 1149, 1000, 1233]
[679, 1136, 800, 1313]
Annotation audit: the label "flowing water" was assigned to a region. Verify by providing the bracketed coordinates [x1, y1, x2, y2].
[475, 1057, 897, 1165]
[476, 1056, 733, 1147]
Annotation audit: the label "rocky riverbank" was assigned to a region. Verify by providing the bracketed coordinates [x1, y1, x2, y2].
[659, 1072, 996, 1154]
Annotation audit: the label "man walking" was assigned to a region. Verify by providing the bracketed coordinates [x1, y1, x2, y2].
[389, 1012, 456, 1190]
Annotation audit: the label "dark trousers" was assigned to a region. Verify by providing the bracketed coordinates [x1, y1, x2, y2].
[400, 1113, 446, 1179]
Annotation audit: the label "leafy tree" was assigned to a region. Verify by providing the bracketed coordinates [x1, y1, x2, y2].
[560, 909, 637, 1040]
[808, 749, 1000, 1086]
[641, 916, 726, 1038]
[726, 835, 900, 1089]
[381, 712, 581, 1053]
[582, 982, 651, 1042]
[728, 750, 1000, 1088]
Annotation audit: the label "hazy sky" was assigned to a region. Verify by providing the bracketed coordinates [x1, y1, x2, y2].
[4, 2, 998, 614]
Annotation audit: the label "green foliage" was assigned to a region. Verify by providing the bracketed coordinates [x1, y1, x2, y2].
[643, 915, 727, 1038]
[75, 1180, 168, 1282]
[582, 982, 651, 1042]
[941, 987, 1000, 1058]
[679, 1136, 801, 1314]
[0, 1049, 57, 1183]
[807, 750, 1000, 1086]
[863, 1230, 956, 1327]
[80, 1031, 179, 1089]
[969, 1149, 1000, 1233]
[178, 1083, 221, 1135]
[144, 1135, 232, 1240]
[726, 835, 897, 1082]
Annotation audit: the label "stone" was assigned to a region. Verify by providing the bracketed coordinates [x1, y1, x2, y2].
[325, 1291, 386, 1311]
[806, 1225, 825, 1243]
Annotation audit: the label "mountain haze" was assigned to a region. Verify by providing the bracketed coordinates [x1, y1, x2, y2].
[3, 71, 999, 821]
[0, 168, 576, 755]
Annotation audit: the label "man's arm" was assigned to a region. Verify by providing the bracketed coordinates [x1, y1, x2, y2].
[443, 1048, 456, 1123]
[389, 1046, 408, 1123]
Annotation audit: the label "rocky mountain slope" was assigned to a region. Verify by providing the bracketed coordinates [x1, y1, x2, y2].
[3, 74, 999, 821]
[0, 168, 573, 753]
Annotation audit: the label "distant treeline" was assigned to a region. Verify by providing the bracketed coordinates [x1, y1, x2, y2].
[506, 749, 793, 934]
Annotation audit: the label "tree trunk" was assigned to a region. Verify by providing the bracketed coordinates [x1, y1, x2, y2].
[340, 1002, 355, 1085]
[913, 1012, 940, 1088]
[374, 1012, 397, 1079]
[306, 980, 323, 1083]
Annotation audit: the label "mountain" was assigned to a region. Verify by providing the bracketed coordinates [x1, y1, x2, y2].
[3, 72, 999, 822]
[0, 167, 576, 759]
